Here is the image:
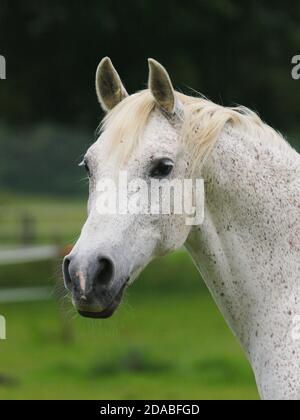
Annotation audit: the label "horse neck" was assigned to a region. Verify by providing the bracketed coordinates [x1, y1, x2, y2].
[185, 125, 300, 399]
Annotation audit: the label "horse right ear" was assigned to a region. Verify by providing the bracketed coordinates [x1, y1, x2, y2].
[96, 57, 128, 112]
[148, 58, 176, 114]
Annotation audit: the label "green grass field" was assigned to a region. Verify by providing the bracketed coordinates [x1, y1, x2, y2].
[0, 195, 259, 400]
[0, 253, 259, 400]
[0, 293, 259, 400]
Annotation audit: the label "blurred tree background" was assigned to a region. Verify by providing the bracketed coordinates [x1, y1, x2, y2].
[0, 0, 300, 195]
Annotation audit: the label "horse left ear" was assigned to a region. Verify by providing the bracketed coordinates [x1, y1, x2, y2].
[148, 59, 176, 114]
[96, 57, 128, 112]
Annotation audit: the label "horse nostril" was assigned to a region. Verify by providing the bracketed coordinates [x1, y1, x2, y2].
[63, 255, 115, 299]
[95, 258, 114, 286]
[63, 257, 72, 290]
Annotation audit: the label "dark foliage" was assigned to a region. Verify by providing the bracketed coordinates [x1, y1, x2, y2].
[0, 1, 299, 195]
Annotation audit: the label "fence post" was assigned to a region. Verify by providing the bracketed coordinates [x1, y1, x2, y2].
[20, 212, 36, 245]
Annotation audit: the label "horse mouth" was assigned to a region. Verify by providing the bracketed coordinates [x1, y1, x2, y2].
[77, 279, 129, 319]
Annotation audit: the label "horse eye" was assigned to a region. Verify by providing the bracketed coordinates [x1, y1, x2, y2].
[79, 160, 90, 177]
[150, 158, 174, 179]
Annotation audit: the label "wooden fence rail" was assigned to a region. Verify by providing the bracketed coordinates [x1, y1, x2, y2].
[0, 245, 63, 303]
[0, 245, 59, 266]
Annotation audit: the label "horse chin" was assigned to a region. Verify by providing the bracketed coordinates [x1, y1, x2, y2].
[77, 278, 129, 319]
[78, 306, 117, 319]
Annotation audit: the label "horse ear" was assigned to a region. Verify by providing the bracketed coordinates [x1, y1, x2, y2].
[96, 57, 128, 112]
[148, 59, 176, 114]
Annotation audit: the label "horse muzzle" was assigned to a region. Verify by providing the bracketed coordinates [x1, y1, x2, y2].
[63, 253, 129, 318]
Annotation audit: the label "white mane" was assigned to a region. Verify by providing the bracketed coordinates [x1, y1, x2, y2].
[99, 89, 291, 171]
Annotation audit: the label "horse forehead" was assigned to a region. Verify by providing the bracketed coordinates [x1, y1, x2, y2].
[86, 109, 180, 174]
[143, 109, 178, 144]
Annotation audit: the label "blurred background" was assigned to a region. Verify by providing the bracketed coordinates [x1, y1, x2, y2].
[0, 0, 300, 400]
